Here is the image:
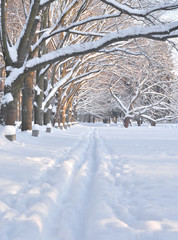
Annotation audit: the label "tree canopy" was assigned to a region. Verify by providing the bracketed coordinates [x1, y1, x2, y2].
[0, 0, 178, 130]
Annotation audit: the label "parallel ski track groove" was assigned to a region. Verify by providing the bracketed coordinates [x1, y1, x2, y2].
[40, 127, 99, 240]
[53, 127, 99, 240]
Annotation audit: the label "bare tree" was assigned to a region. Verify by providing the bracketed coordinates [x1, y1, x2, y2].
[109, 40, 178, 127]
[77, 39, 178, 126]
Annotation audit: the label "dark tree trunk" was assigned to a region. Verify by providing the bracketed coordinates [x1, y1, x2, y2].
[87, 114, 91, 123]
[4, 101, 17, 125]
[0, 84, 19, 126]
[103, 118, 110, 124]
[34, 72, 44, 125]
[0, 104, 7, 125]
[137, 118, 142, 126]
[22, 73, 33, 131]
[124, 117, 131, 128]
[44, 109, 51, 125]
[150, 121, 156, 126]
[93, 116, 96, 123]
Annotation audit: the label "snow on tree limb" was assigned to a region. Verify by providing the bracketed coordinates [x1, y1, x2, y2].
[28, 21, 178, 68]
[100, 0, 178, 17]
[4, 1, 178, 88]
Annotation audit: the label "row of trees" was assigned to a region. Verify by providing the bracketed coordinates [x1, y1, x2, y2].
[77, 39, 178, 127]
[0, 0, 178, 132]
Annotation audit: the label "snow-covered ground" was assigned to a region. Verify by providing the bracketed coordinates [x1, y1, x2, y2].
[0, 123, 178, 240]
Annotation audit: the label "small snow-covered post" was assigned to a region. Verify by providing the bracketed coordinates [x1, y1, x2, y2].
[68, 122, 71, 128]
[64, 122, 68, 129]
[32, 124, 39, 137]
[4, 125, 16, 141]
[60, 122, 63, 130]
[54, 122, 59, 129]
[46, 123, 52, 133]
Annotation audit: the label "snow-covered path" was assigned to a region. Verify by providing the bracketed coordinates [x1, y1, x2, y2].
[0, 123, 178, 240]
[42, 127, 99, 240]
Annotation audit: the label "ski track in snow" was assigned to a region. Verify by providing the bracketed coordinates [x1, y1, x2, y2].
[42, 127, 98, 240]
[41, 126, 137, 240]
[83, 127, 138, 240]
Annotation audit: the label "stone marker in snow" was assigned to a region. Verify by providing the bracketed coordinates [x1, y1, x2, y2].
[4, 125, 16, 141]
[46, 123, 52, 133]
[32, 124, 39, 137]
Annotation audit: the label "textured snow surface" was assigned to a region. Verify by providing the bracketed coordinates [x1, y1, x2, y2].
[0, 123, 178, 240]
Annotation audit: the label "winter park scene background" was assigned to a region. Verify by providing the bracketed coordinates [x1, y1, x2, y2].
[0, 1, 178, 240]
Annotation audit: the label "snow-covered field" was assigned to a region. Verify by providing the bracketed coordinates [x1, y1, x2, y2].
[0, 123, 178, 240]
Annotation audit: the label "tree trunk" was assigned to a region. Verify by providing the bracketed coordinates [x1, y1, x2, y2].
[124, 117, 131, 128]
[62, 103, 67, 126]
[53, 103, 60, 126]
[16, 92, 21, 122]
[150, 121, 156, 126]
[44, 109, 51, 125]
[67, 99, 74, 123]
[137, 118, 142, 126]
[113, 116, 117, 124]
[0, 85, 19, 126]
[3, 101, 17, 125]
[71, 104, 77, 123]
[88, 114, 91, 123]
[22, 73, 34, 131]
[34, 72, 44, 125]
[93, 116, 96, 123]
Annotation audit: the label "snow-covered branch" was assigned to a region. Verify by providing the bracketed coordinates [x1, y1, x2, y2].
[100, 0, 178, 17]
[31, 12, 122, 53]
[109, 87, 127, 114]
[25, 22, 178, 73]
